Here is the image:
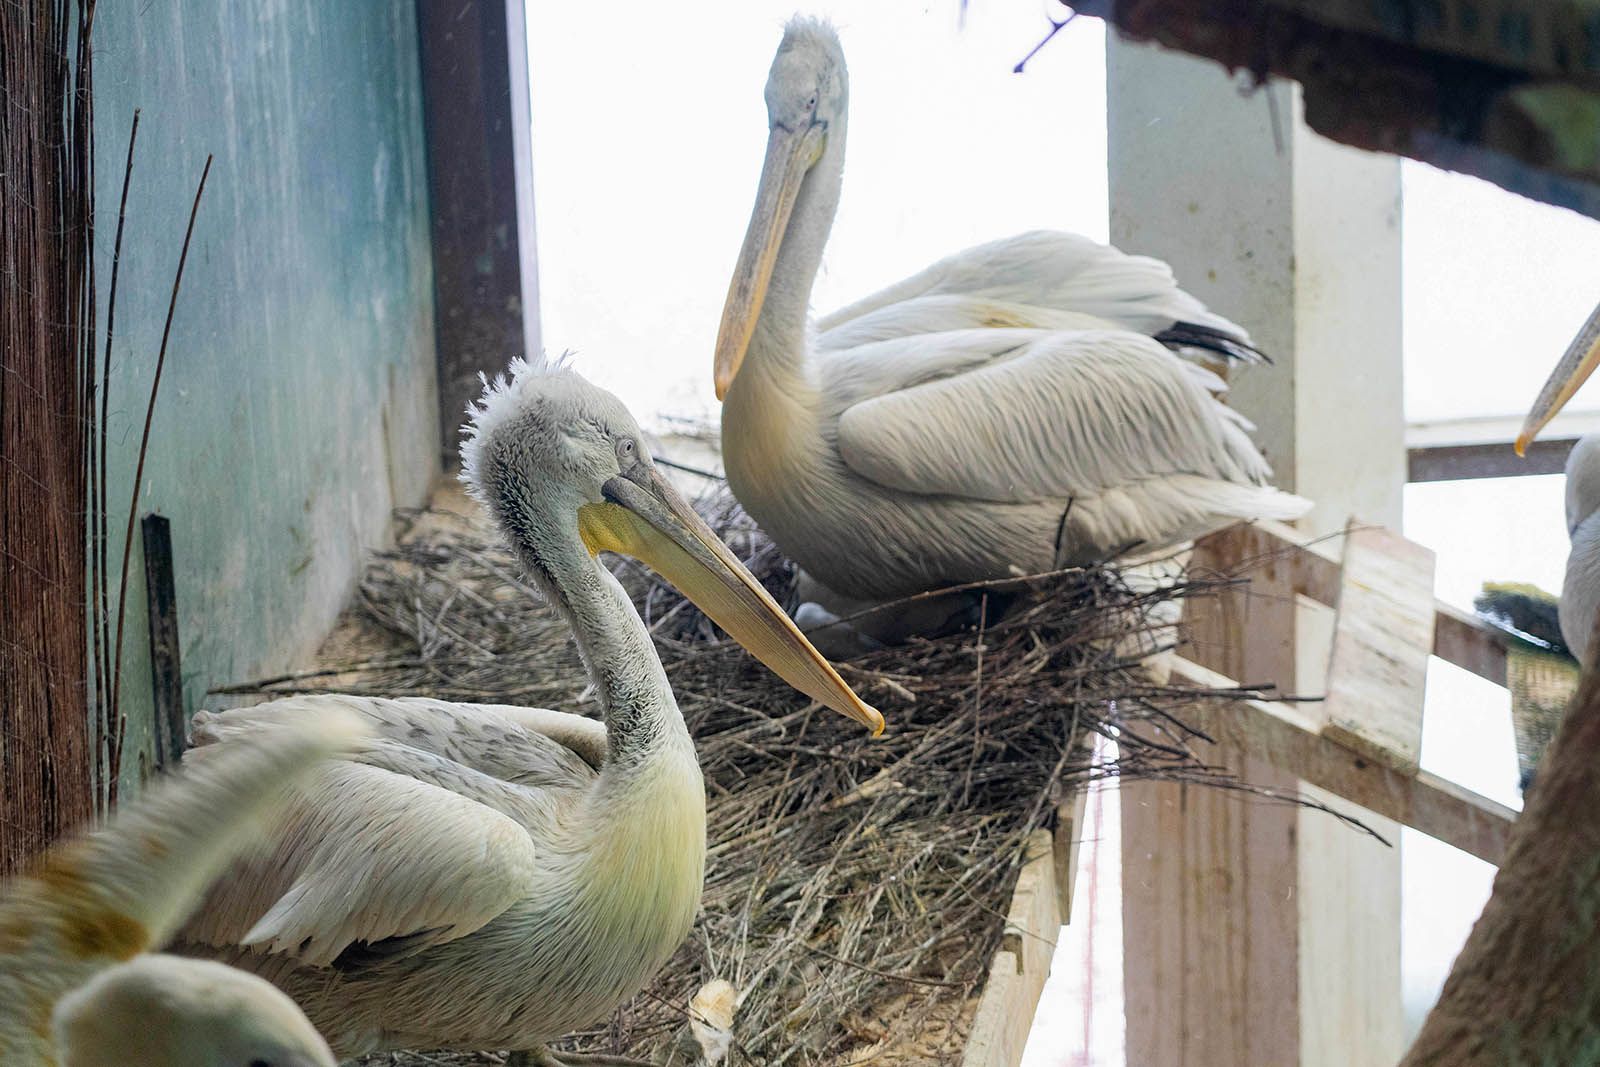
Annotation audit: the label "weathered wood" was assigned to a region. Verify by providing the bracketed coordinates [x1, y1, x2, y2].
[961, 831, 1059, 1067]
[141, 515, 185, 770]
[1128, 525, 1303, 1066]
[1169, 656, 1517, 865]
[0, 0, 95, 871]
[1085, 0, 1600, 222]
[1053, 788, 1089, 924]
[1433, 601, 1510, 688]
[1122, 757, 1301, 1065]
[1321, 523, 1436, 772]
[416, 0, 539, 462]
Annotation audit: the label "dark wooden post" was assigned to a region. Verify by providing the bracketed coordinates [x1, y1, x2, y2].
[141, 515, 185, 770]
[415, 0, 541, 464]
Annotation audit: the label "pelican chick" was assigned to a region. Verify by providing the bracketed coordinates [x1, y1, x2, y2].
[714, 17, 1309, 635]
[0, 715, 360, 1066]
[172, 354, 882, 1064]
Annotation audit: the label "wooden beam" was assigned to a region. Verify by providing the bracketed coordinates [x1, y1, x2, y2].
[1321, 523, 1435, 772]
[1433, 601, 1511, 688]
[1169, 656, 1517, 865]
[961, 830, 1060, 1067]
[1083, 0, 1600, 222]
[1053, 788, 1090, 924]
[1409, 438, 1576, 482]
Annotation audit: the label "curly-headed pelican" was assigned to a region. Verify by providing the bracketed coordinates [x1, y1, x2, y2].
[713, 17, 1309, 625]
[171, 356, 882, 1065]
[0, 714, 359, 1066]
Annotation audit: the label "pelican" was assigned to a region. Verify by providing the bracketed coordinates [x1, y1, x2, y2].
[1561, 434, 1600, 667]
[0, 714, 358, 1066]
[713, 18, 1309, 626]
[1517, 299, 1600, 665]
[172, 355, 883, 1064]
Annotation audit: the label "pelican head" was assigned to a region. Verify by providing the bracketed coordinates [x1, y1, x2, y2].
[714, 17, 849, 400]
[462, 355, 883, 733]
[53, 955, 336, 1067]
[1518, 300, 1600, 454]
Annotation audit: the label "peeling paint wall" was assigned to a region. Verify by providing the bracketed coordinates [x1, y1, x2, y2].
[93, 1, 439, 792]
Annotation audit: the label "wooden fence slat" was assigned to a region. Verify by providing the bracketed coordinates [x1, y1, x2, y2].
[1321, 523, 1436, 772]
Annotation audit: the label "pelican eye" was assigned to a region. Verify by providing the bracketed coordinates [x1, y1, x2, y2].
[615, 437, 638, 466]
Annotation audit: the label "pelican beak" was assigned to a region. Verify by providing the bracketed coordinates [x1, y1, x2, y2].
[1518, 299, 1600, 455]
[714, 122, 826, 400]
[577, 468, 884, 734]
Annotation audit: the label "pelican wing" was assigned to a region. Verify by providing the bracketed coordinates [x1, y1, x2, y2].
[816, 231, 1256, 359]
[832, 328, 1298, 510]
[181, 696, 599, 969]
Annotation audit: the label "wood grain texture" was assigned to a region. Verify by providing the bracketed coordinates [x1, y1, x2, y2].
[961, 830, 1059, 1067]
[1321, 523, 1436, 772]
[0, 0, 95, 872]
[1125, 524, 1303, 1067]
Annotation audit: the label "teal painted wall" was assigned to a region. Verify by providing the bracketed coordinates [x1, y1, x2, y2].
[93, 1, 439, 790]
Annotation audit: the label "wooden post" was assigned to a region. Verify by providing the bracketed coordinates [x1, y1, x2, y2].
[141, 515, 185, 770]
[1124, 527, 1302, 1065]
[415, 0, 541, 463]
[1110, 34, 1406, 1066]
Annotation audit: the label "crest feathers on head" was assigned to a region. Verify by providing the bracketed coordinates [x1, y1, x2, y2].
[459, 351, 580, 501]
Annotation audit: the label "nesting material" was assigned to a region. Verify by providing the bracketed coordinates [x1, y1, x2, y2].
[227, 486, 1283, 1065]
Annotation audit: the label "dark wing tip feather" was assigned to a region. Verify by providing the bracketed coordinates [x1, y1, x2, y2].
[1474, 583, 1572, 658]
[1154, 322, 1272, 365]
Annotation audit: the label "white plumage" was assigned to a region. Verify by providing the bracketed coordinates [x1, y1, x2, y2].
[713, 18, 1309, 606]
[0, 714, 358, 1066]
[173, 357, 881, 1062]
[1561, 434, 1600, 666]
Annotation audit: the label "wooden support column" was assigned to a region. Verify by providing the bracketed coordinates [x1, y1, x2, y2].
[1109, 35, 1406, 1067]
[416, 0, 541, 463]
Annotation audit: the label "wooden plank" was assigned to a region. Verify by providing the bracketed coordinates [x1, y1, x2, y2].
[1131, 524, 1304, 1066]
[1321, 523, 1436, 772]
[961, 831, 1059, 1067]
[1122, 756, 1301, 1065]
[1433, 601, 1510, 687]
[1053, 788, 1090, 923]
[1168, 656, 1517, 865]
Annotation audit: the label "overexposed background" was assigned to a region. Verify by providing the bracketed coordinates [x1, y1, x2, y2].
[526, 1, 1600, 1060]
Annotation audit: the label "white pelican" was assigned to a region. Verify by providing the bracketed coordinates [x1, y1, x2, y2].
[1518, 300, 1600, 665]
[172, 356, 883, 1064]
[1561, 434, 1600, 667]
[713, 18, 1309, 620]
[0, 714, 358, 1066]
